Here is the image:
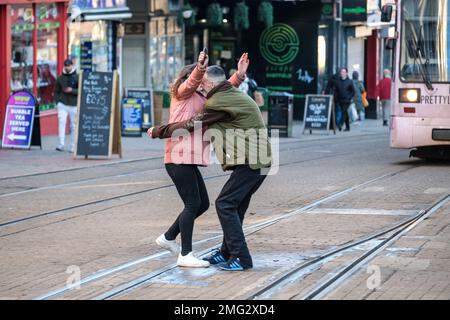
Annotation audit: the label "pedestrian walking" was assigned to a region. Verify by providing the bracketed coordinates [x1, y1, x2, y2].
[324, 68, 341, 129]
[54, 58, 78, 152]
[150, 65, 271, 271]
[351, 71, 366, 122]
[241, 73, 258, 100]
[334, 68, 355, 131]
[149, 52, 248, 268]
[377, 69, 392, 126]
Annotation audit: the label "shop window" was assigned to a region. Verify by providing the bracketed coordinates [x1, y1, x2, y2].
[10, 4, 61, 111]
[150, 17, 183, 91]
[69, 21, 109, 72]
[37, 3, 59, 111]
[11, 4, 34, 93]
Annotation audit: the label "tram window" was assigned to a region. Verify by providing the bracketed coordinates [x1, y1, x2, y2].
[400, 0, 450, 83]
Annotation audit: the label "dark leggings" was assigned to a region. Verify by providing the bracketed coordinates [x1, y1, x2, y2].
[164, 164, 210, 255]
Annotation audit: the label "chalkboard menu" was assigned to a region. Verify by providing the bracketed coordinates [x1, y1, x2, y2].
[302, 95, 333, 134]
[126, 88, 153, 129]
[75, 71, 118, 157]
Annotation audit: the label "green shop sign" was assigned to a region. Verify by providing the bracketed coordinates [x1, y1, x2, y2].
[342, 0, 367, 22]
[322, 4, 333, 16]
[39, 103, 55, 112]
[343, 7, 366, 14]
[259, 23, 299, 66]
[12, 22, 60, 33]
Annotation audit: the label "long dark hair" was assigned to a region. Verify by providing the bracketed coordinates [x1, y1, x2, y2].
[171, 63, 197, 99]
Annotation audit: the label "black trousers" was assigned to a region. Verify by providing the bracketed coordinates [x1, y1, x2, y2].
[339, 102, 351, 130]
[215, 165, 266, 268]
[164, 164, 210, 255]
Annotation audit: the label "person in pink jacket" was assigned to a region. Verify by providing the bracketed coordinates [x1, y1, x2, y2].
[150, 50, 249, 267]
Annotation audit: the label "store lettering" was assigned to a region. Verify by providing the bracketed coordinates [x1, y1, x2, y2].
[421, 95, 450, 105]
[266, 66, 293, 73]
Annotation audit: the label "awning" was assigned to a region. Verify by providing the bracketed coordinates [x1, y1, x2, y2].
[349, 21, 395, 38]
[366, 21, 395, 29]
[79, 7, 132, 21]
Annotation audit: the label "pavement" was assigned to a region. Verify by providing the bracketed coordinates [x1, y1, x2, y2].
[325, 199, 450, 300]
[1, 110, 449, 300]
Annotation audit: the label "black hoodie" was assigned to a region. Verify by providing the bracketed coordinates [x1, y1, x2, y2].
[54, 69, 79, 106]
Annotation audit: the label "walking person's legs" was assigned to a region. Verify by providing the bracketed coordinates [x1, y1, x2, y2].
[68, 106, 77, 152]
[56, 102, 68, 151]
[335, 102, 342, 130]
[219, 176, 265, 259]
[164, 165, 209, 245]
[341, 103, 351, 131]
[157, 164, 210, 267]
[212, 166, 266, 270]
[382, 100, 390, 126]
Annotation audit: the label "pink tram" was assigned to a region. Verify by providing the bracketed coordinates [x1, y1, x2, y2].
[388, 0, 450, 160]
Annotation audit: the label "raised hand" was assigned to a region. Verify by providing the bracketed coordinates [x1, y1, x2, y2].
[237, 52, 250, 77]
[198, 51, 209, 69]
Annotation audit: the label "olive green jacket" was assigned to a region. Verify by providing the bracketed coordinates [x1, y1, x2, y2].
[152, 81, 272, 171]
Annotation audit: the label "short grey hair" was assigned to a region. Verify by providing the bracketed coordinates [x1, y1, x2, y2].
[206, 65, 226, 84]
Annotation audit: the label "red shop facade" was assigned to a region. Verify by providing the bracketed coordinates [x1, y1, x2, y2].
[0, 0, 69, 137]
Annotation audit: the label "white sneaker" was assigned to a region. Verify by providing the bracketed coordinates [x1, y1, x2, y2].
[155, 234, 179, 255]
[177, 252, 210, 268]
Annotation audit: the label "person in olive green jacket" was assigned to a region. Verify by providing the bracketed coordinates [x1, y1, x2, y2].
[150, 65, 271, 271]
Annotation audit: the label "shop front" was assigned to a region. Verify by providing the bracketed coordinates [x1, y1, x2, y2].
[0, 0, 69, 137]
[183, 0, 322, 120]
[243, 1, 323, 119]
[341, 0, 396, 119]
[0, 0, 132, 138]
[122, 0, 184, 125]
[68, 0, 131, 73]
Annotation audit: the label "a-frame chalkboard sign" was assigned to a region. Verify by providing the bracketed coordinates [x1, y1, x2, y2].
[74, 70, 122, 159]
[302, 95, 334, 135]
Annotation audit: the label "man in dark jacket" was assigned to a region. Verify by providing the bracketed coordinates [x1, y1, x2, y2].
[150, 65, 272, 271]
[54, 58, 79, 152]
[324, 68, 340, 129]
[334, 68, 355, 131]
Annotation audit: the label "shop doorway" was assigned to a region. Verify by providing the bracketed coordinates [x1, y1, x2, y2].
[347, 37, 365, 80]
[123, 38, 146, 88]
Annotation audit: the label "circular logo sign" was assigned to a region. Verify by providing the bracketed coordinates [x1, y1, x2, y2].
[322, 4, 333, 15]
[259, 23, 299, 66]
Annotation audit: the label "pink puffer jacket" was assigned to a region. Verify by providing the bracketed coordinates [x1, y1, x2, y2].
[165, 66, 243, 165]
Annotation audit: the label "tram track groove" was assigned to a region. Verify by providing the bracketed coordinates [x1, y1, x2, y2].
[301, 194, 450, 300]
[0, 134, 386, 198]
[0, 155, 165, 182]
[33, 165, 418, 300]
[246, 195, 450, 300]
[0, 151, 358, 230]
